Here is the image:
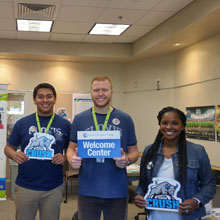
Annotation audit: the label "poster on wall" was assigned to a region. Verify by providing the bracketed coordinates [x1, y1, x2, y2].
[72, 93, 93, 119]
[0, 84, 8, 200]
[216, 106, 220, 142]
[185, 106, 215, 141]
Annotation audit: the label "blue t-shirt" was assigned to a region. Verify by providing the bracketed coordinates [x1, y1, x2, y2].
[70, 107, 137, 198]
[8, 113, 71, 191]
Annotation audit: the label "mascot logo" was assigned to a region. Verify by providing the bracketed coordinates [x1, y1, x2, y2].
[144, 177, 182, 212]
[24, 133, 55, 160]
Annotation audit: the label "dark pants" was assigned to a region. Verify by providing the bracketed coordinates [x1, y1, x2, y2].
[78, 195, 128, 220]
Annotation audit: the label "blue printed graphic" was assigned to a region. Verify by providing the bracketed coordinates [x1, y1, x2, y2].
[0, 178, 6, 190]
[144, 177, 182, 212]
[77, 131, 121, 158]
[78, 139, 121, 158]
[24, 133, 55, 160]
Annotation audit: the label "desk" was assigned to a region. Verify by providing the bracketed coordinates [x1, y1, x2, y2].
[127, 164, 140, 185]
[212, 166, 220, 171]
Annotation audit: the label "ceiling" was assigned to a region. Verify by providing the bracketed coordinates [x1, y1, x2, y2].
[1, 0, 220, 62]
[0, 0, 194, 44]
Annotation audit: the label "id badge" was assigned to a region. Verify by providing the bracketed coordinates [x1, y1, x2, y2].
[96, 158, 105, 163]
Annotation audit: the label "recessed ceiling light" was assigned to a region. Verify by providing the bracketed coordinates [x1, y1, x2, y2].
[89, 23, 130, 36]
[17, 19, 53, 32]
[174, 43, 181, 46]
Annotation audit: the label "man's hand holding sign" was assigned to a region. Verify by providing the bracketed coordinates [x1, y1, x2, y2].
[113, 148, 128, 168]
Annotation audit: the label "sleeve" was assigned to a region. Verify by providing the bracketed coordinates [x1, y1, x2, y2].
[8, 121, 22, 149]
[127, 115, 137, 146]
[70, 116, 79, 143]
[193, 146, 216, 205]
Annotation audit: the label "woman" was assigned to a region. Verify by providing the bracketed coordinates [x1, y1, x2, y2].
[134, 107, 216, 220]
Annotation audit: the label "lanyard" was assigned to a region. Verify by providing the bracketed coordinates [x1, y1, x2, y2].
[35, 112, 55, 133]
[92, 106, 112, 131]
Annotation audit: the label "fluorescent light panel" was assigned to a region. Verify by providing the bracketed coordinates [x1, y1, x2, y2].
[17, 19, 53, 32]
[89, 23, 130, 36]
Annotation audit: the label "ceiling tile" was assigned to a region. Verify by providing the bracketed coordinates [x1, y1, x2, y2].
[109, 0, 161, 10]
[0, 2, 13, 18]
[0, 31, 16, 39]
[153, 0, 194, 12]
[53, 21, 92, 34]
[123, 25, 155, 36]
[136, 11, 175, 25]
[16, 32, 51, 41]
[0, 19, 15, 31]
[115, 35, 139, 43]
[57, 6, 104, 22]
[82, 35, 118, 43]
[50, 33, 85, 42]
[97, 8, 147, 25]
[62, 0, 111, 7]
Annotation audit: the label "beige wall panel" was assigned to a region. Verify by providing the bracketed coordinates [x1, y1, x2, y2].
[174, 33, 220, 167]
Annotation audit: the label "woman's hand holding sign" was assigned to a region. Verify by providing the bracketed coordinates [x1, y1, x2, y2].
[134, 194, 147, 209]
[178, 198, 199, 214]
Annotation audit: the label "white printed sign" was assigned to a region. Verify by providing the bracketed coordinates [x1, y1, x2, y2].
[144, 177, 182, 212]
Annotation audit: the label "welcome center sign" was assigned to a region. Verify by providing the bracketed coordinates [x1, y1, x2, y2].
[77, 130, 121, 158]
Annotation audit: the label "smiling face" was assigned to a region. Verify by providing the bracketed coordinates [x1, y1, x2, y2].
[91, 79, 113, 112]
[34, 88, 56, 116]
[160, 111, 184, 143]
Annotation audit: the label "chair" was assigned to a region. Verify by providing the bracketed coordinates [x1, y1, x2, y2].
[134, 211, 146, 220]
[72, 211, 78, 220]
[63, 163, 79, 203]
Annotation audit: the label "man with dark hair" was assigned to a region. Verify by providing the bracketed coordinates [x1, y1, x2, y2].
[67, 76, 139, 220]
[33, 83, 57, 99]
[5, 83, 71, 220]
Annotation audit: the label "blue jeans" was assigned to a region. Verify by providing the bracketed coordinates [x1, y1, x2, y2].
[78, 195, 128, 220]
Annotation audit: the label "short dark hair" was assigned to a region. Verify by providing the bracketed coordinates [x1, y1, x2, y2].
[33, 83, 57, 99]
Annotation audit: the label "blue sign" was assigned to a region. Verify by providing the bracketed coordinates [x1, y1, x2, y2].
[77, 131, 121, 158]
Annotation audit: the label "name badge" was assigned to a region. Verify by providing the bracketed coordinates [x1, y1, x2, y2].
[144, 177, 182, 212]
[77, 130, 121, 158]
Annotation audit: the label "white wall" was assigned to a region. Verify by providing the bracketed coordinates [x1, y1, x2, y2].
[174, 33, 220, 166]
[0, 59, 126, 109]
[122, 55, 175, 151]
